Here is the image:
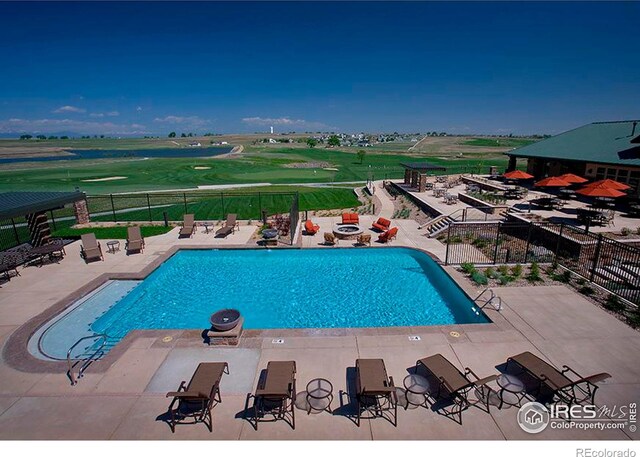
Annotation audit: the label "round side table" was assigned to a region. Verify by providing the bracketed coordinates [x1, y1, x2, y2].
[403, 374, 430, 409]
[106, 240, 120, 254]
[306, 378, 333, 414]
[497, 374, 527, 409]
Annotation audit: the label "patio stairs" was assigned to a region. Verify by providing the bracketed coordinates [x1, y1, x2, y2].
[420, 215, 455, 238]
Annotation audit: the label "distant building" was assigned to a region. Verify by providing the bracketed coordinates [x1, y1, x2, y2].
[506, 120, 640, 191]
[188, 142, 201, 147]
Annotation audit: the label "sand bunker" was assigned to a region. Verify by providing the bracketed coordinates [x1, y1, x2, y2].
[81, 176, 128, 182]
[194, 166, 211, 170]
[323, 167, 339, 171]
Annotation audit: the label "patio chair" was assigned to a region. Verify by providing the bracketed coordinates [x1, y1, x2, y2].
[324, 232, 338, 245]
[80, 233, 103, 263]
[304, 219, 320, 235]
[371, 217, 391, 232]
[165, 362, 229, 433]
[246, 361, 296, 430]
[215, 213, 238, 238]
[125, 226, 145, 254]
[179, 214, 196, 238]
[416, 354, 497, 424]
[377, 227, 398, 243]
[357, 234, 371, 246]
[0, 252, 21, 281]
[341, 213, 360, 225]
[355, 358, 397, 427]
[505, 351, 611, 407]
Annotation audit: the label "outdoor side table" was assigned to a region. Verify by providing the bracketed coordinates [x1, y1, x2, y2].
[496, 374, 527, 409]
[202, 223, 212, 234]
[106, 240, 120, 254]
[403, 374, 430, 409]
[306, 378, 333, 414]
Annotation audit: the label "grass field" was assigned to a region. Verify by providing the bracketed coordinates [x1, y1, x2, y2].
[462, 138, 537, 148]
[51, 225, 173, 239]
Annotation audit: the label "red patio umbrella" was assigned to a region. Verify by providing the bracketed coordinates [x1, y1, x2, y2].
[582, 179, 630, 191]
[576, 185, 626, 198]
[558, 173, 588, 184]
[503, 170, 534, 180]
[534, 176, 570, 187]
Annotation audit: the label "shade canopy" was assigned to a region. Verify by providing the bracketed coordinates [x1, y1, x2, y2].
[582, 179, 630, 191]
[534, 177, 570, 187]
[576, 185, 626, 198]
[503, 170, 534, 180]
[558, 173, 588, 184]
[0, 191, 86, 219]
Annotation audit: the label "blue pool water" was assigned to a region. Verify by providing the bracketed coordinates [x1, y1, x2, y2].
[33, 248, 488, 359]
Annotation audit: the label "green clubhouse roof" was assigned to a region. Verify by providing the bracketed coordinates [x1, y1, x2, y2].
[506, 120, 640, 167]
[0, 191, 85, 219]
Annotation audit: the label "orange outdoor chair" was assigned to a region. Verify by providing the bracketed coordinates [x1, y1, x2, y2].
[371, 217, 391, 232]
[304, 219, 320, 235]
[378, 227, 398, 243]
[341, 213, 360, 224]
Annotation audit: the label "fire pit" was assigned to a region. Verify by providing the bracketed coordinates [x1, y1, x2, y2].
[262, 228, 278, 239]
[333, 224, 363, 240]
[210, 308, 241, 331]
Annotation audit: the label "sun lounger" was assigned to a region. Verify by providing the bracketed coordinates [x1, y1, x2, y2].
[341, 213, 359, 224]
[165, 362, 229, 432]
[506, 351, 611, 407]
[304, 219, 320, 235]
[125, 226, 145, 254]
[377, 227, 398, 243]
[80, 233, 103, 263]
[416, 354, 497, 424]
[371, 217, 391, 232]
[246, 361, 297, 430]
[215, 213, 238, 238]
[355, 358, 397, 427]
[179, 214, 196, 238]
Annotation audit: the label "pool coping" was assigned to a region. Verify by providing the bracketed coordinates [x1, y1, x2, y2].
[3, 243, 509, 374]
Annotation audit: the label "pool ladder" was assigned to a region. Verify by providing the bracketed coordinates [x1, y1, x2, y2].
[474, 288, 502, 312]
[67, 333, 108, 386]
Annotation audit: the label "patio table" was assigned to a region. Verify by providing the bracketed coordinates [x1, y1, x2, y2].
[403, 374, 430, 409]
[28, 239, 65, 266]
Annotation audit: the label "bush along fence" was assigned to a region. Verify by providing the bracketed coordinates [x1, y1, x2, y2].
[444, 221, 640, 305]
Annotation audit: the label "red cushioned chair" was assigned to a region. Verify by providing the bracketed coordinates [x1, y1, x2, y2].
[341, 213, 360, 224]
[304, 219, 320, 235]
[378, 227, 398, 243]
[371, 217, 391, 232]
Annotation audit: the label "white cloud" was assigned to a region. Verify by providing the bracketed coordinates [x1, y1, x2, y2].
[0, 118, 148, 135]
[136, 106, 143, 112]
[153, 115, 213, 129]
[89, 111, 119, 118]
[53, 105, 86, 114]
[89, 113, 104, 118]
[242, 116, 329, 129]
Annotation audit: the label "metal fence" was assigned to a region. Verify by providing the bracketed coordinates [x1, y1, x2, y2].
[444, 221, 640, 305]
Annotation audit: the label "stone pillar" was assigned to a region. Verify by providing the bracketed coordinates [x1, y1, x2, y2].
[73, 199, 90, 224]
[404, 168, 411, 184]
[507, 156, 517, 172]
[411, 170, 419, 188]
[418, 174, 427, 192]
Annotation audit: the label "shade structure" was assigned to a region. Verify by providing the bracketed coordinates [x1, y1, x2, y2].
[503, 170, 534, 180]
[581, 179, 630, 191]
[534, 176, 570, 187]
[558, 173, 588, 184]
[576, 185, 626, 198]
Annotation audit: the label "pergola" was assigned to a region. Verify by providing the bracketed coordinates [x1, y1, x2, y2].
[400, 162, 447, 191]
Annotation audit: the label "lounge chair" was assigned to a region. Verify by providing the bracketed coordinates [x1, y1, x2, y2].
[215, 214, 238, 238]
[341, 213, 360, 225]
[0, 252, 21, 281]
[377, 227, 398, 243]
[416, 354, 497, 424]
[355, 358, 397, 427]
[506, 351, 611, 407]
[246, 361, 296, 430]
[324, 232, 338, 245]
[125, 226, 145, 254]
[304, 219, 320, 235]
[179, 214, 196, 238]
[371, 217, 391, 232]
[165, 362, 229, 433]
[80, 233, 103, 263]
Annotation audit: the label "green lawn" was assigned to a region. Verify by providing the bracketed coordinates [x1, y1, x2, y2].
[51, 225, 173, 239]
[462, 138, 536, 148]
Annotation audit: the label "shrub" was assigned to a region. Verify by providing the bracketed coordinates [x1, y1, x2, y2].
[497, 265, 509, 276]
[620, 227, 631, 236]
[579, 285, 594, 296]
[545, 260, 558, 275]
[471, 271, 488, 285]
[461, 262, 476, 275]
[604, 295, 626, 313]
[511, 263, 523, 278]
[485, 267, 497, 279]
[497, 274, 512, 285]
[556, 270, 572, 283]
[627, 310, 640, 328]
[527, 262, 542, 282]
[576, 277, 586, 286]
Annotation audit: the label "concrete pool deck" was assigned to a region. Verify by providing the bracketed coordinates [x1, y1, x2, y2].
[0, 200, 638, 440]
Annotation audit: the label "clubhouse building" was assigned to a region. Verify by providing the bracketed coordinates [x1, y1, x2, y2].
[506, 120, 640, 192]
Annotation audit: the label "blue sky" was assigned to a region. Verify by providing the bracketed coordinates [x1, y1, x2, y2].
[1, 1, 639, 136]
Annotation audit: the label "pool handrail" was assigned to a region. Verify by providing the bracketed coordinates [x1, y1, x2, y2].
[67, 333, 108, 386]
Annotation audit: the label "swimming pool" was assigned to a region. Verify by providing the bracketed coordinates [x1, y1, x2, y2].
[31, 248, 489, 359]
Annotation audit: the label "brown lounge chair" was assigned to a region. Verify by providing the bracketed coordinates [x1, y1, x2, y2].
[165, 362, 229, 433]
[125, 226, 145, 254]
[371, 217, 391, 232]
[506, 351, 611, 407]
[378, 227, 398, 243]
[416, 354, 497, 424]
[324, 232, 338, 245]
[215, 213, 238, 238]
[80, 233, 103, 263]
[355, 358, 397, 427]
[246, 361, 296, 430]
[179, 214, 196, 238]
[304, 219, 320, 235]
